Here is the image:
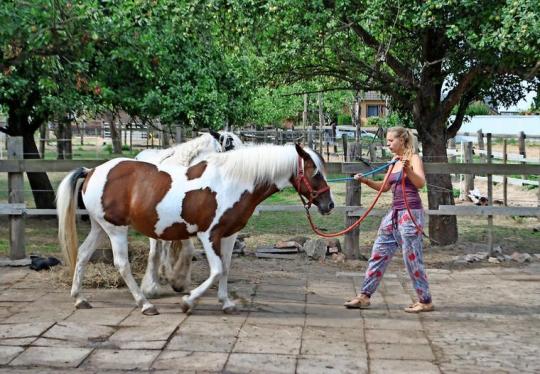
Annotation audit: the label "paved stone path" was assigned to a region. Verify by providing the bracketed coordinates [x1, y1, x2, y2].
[0, 261, 539, 373]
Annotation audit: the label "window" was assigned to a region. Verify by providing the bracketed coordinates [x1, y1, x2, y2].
[367, 105, 380, 117]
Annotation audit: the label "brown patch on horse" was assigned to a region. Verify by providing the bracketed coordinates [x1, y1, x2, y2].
[160, 187, 218, 240]
[81, 168, 95, 194]
[210, 184, 278, 256]
[186, 161, 207, 180]
[102, 161, 172, 236]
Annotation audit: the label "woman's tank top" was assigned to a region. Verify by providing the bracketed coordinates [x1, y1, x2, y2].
[387, 172, 423, 211]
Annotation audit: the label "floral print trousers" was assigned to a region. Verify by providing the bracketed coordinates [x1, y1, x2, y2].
[361, 209, 432, 304]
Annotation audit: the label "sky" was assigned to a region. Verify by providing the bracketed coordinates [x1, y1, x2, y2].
[498, 87, 537, 112]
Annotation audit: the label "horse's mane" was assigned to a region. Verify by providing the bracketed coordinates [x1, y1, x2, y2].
[206, 144, 326, 185]
[136, 133, 221, 166]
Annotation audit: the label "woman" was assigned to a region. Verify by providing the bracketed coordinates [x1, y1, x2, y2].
[344, 127, 434, 313]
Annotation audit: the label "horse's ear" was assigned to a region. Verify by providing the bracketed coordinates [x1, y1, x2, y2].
[295, 143, 309, 159]
[209, 130, 221, 142]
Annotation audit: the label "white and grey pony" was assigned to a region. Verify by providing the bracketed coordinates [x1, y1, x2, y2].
[134, 130, 243, 298]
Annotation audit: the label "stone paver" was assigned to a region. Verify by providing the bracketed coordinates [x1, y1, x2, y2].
[225, 353, 296, 373]
[82, 348, 159, 370]
[0, 261, 538, 373]
[10, 347, 92, 368]
[0, 346, 24, 365]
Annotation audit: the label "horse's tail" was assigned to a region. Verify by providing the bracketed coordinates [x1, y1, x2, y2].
[57, 167, 90, 277]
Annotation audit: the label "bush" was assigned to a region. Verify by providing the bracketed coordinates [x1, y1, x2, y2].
[337, 113, 352, 126]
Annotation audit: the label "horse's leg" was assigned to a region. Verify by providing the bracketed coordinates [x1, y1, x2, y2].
[108, 229, 158, 315]
[71, 218, 106, 309]
[159, 240, 174, 284]
[218, 234, 238, 314]
[168, 239, 194, 293]
[141, 238, 166, 298]
[179, 233, 223, 314]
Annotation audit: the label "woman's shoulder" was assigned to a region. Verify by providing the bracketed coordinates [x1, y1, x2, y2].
[411, 154, 423, 162]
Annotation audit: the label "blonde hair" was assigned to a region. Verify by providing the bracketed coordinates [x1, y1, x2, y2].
[387, 126, 416, 159]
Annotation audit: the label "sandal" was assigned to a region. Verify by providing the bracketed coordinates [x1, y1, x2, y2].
[344, 294, 371, 309]
[404, 301, 434, 313]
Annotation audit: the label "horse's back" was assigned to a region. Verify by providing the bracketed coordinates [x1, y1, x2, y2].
[83, 159, 180, 236]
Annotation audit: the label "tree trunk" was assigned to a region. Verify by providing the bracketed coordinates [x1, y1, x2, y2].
[64, 118, 72, 160]
[55, 121, 65, 159]
[110, 121, 122, 154]
[420, 131, 458, 245]
[23, 131, 56, 209]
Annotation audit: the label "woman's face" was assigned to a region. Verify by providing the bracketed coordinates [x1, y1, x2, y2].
[386, 131, 404, 155]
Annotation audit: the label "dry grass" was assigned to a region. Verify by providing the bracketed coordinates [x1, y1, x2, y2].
[49, 243, 150, 289]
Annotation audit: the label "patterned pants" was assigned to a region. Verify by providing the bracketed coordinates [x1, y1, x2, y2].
[361, 209, 432, 304]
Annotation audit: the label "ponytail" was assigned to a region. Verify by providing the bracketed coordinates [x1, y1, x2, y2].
[388, 126, 416, 159]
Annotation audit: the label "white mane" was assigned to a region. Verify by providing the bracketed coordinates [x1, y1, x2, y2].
[135, 131, 244, 166]
[205, 144, 326, 185]
[135, 133, 221, 166]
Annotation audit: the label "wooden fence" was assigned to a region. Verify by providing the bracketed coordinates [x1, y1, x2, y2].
[2, 136, 540, 261]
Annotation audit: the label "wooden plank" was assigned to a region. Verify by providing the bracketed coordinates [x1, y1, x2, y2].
[5, 205, 538, 218]
[348, 206, 540, 217]
[0, 159, 105, 172]
[8, 137, 25, 260]
[486, 133, 494, 255]
[434, 205, 540, 216]
[0, 207, 87, 216]
[255, 253, 298, 260]
[459, 131, 540, 140]
[0, 203, 25, 215]
[256, 247, 299, 254]
[342, 162, 540, 175]
[3, 159, 537, 175]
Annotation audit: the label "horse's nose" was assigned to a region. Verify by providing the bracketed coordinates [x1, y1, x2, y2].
[329, 201, 335, 210]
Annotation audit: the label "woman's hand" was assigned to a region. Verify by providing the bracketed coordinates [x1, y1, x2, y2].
[401, 158, 411, 171]
[353, 174, 368, 184]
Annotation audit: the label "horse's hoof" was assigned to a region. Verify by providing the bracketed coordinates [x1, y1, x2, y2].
[142, 305, 160, 316]
[223, 305, 239, 315]
[172, 285, 185, 293]
[179, 297, 193, 315]
[75, 300, 92, 309]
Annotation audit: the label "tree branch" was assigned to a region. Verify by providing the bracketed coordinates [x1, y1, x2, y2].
[440, 66, 484, 119]
[346, 19, 414, 88]
[447, 92, 475, 138]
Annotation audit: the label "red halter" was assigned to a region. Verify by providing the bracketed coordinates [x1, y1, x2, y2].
[296, 155, 330, 209]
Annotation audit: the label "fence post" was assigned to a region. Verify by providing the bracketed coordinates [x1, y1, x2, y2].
[175, 126, 183, 144]
[344, 179, 361, 259]
[448, 138, 456, 163]
[8, 136, 25, 260]
[463, 142, 474, 199]
[486, 133, 494, 256]
[503, 139, 508, 206]
[519, 131, 526, 179]
[477, 129, 485, 162]
[341, 134, 347, 162]
[368, 143, 376, 162]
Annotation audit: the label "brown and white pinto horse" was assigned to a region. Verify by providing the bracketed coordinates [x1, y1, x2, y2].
[135, 131, 243, 298]
[57, 144, 334, 315]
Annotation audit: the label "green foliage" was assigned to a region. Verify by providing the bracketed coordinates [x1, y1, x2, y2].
[451, 101, 492, 116]
[248, 0, 539, 129]
[367, 112, 410, 128]
[337, 113, 352, 126]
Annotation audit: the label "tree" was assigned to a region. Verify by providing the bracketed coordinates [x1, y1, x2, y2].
[0, 0, 99, 208]
[248, 0, 540, 244]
